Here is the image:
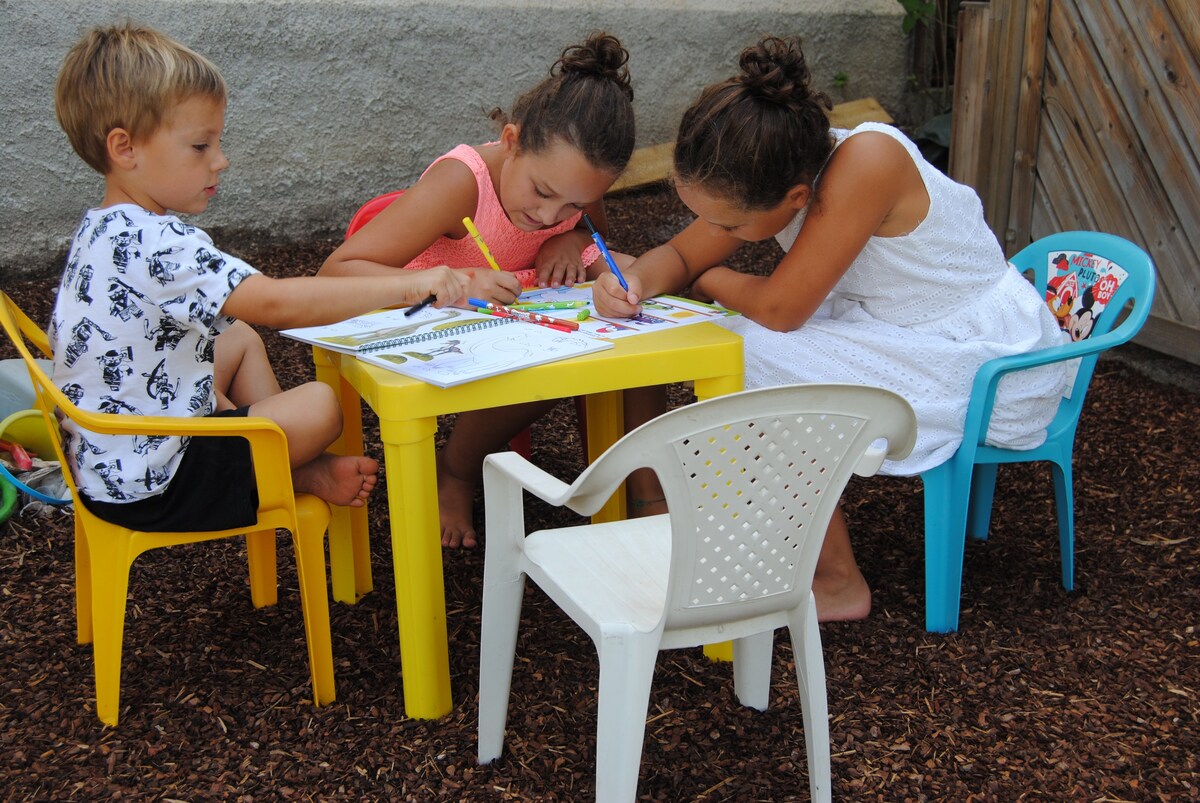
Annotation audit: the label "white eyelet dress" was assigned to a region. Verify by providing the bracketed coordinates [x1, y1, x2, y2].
[717, 123, 1070, 476]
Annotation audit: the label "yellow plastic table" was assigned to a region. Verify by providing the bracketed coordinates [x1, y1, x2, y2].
[312, 322, 743, 719]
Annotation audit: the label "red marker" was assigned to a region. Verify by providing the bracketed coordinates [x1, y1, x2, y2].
[470, 299, 580, 330]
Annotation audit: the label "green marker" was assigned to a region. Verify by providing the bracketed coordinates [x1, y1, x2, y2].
[509, 301, 588, 311]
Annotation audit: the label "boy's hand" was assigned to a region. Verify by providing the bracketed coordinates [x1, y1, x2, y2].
[534, 231, 590, 288]
[420, 266, 471, 308]
[466, 267, 522, 305]
[592, 271, 643, 318]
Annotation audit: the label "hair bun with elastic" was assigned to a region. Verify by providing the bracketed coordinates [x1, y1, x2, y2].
[556, 31, 633, 102]
[737, 35, 817, 108]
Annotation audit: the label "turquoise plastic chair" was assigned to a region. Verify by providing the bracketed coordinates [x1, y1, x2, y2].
[921, 231, 1157, 632]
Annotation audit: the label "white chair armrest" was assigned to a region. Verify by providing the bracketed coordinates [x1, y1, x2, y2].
[852, 440, 890, 477]
[484, 451, 573, 506]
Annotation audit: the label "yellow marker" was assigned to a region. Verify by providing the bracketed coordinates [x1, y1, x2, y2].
[462, 216, 502, 271]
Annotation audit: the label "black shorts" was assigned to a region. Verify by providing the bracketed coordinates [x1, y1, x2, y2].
[81, 407, 260, 533]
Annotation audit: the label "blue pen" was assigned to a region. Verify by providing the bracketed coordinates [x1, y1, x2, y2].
[581, 213, 628, 291]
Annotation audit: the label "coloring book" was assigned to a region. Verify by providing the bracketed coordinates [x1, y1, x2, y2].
[511, 282, 739, 339]
[281, 306, 612, 388]
[1044, 250, 1129, 342]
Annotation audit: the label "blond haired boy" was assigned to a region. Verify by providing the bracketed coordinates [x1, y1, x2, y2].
[51, 23, 467, 530]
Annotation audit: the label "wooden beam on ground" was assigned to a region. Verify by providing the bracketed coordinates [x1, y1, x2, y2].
[828, 97, 894, 128]
[609, 97, 894, 194]
[609, 142, 675, 193]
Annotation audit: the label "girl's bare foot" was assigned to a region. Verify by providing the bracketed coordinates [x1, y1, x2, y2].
[437, 452, 478, 549]
[293, 453, 378, 507]
[811, 568, 872, 622]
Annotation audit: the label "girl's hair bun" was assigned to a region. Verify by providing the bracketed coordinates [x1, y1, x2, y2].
[556, 31, 634, 102]
[502, 31, 636, 175]
[737, 34, 825, 109]
[673, 34, 833, 209]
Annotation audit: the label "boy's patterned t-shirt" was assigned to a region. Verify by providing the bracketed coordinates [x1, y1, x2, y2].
[50, 204, 258, 504]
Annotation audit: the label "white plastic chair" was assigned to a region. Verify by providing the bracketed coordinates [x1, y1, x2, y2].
[477, 383, 917, 802]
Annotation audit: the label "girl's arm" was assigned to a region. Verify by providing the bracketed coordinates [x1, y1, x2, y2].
[317, 159, 522, 301]
[318, 159, 476, 277]
[534, 199, 606, 288]
[591, 217, 745, 316]
[694, 132, 925, 331]
[221, 268, 469, 330]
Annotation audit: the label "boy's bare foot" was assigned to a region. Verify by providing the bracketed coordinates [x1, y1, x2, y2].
[437, 453, 478, 549]
[294, 453, 378, 507]
[811, 568, 872, 622]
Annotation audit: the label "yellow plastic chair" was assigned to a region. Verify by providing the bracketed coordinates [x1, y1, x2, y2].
[0, 292, 336, 725]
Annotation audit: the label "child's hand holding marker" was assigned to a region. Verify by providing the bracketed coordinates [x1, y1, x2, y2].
[461, 215, 523, 305]
[580, 212, 644, 318]
[462, 216, 502, 272]
[591, 269, 644, 319]
[581, 213, 628, 290]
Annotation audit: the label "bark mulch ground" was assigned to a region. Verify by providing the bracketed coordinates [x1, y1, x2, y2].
[1, 186, 1197, 801]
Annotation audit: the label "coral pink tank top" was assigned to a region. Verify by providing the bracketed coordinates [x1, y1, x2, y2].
[403, 144, 582, 287]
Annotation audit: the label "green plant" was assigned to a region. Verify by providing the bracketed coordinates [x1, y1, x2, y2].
[833, 70, 850, 101]
[896, 0, 937, 33]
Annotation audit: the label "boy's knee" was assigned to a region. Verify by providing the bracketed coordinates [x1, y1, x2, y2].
[222, 319, 265, 350]
[216, 320, 266, 364]
[305, 382, 343, 437]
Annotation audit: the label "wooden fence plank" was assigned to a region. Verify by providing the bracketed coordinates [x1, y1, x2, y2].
[1060, 0, 1200, 322]
[1130, 0, 1200, 165]
[1036, 72, 1103, 233]
[981, 0, 1032, 243]
[1004, 0, 1051, 251]
[949, 2, 992, 192]
[955, 0, 1200, 361]
[1163, 0, 1200, 67]
[1046, 5, 1192, 319]
[1077, 0, 1200, 245]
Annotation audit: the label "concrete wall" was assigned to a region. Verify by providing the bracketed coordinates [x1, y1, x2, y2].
[0, 0, 907, 278]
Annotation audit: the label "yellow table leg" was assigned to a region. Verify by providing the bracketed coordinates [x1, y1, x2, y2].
[584, 391, 624, 523]
[380, 415, 453, 719]
[703, 641, 734, 662]
[696, 373, 744, 662]
[314, 349, 373, 604]
[694, 372, 744, 401]
[339, 374, 373, 600]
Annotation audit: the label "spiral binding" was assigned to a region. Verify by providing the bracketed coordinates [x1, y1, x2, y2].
[360, 316, 513, 352]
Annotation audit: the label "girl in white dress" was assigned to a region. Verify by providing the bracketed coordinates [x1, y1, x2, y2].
[593, 35, 1068, 622]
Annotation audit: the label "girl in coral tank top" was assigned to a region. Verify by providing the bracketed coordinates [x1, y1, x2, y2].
[321, 32, 636, 548]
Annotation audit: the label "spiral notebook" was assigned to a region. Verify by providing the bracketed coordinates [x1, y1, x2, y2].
[281, 306, 612, 388]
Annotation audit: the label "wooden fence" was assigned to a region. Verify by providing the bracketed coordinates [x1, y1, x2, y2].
[950, 0, 1198, 364]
